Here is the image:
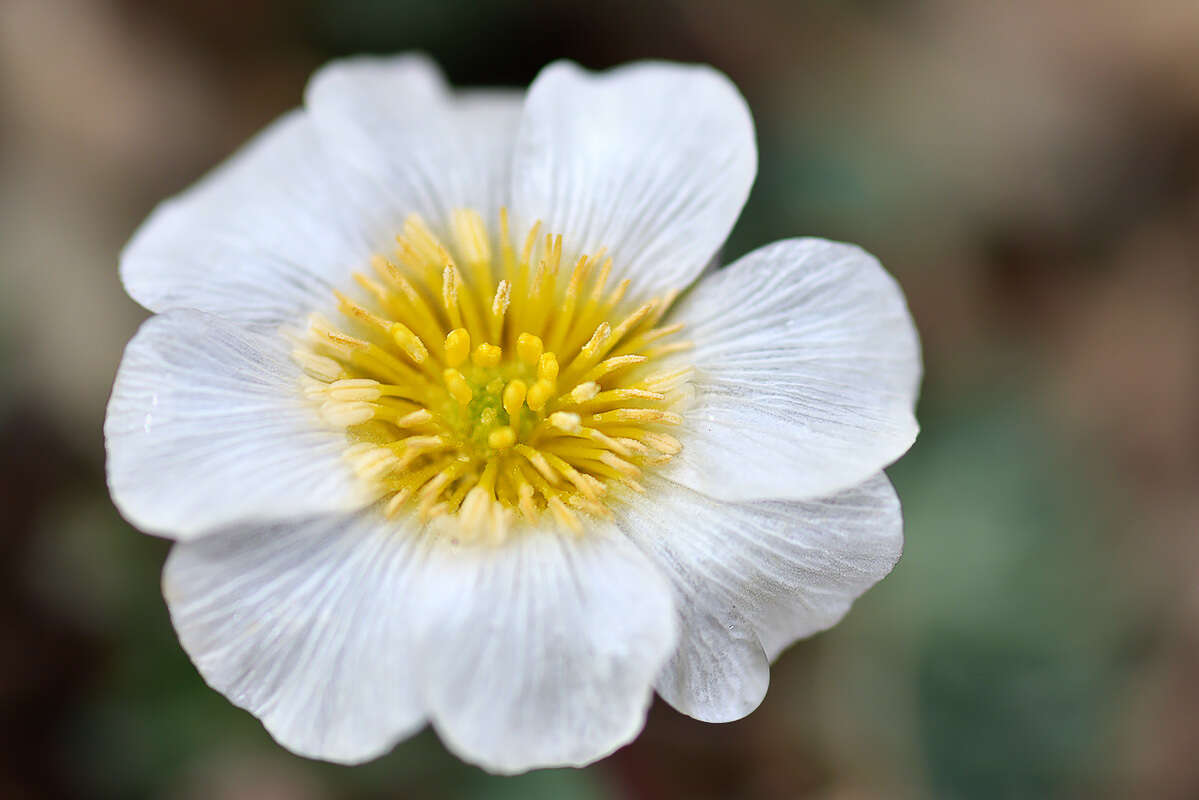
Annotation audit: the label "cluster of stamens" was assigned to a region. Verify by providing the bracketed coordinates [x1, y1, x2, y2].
[292, 208, 690, 543]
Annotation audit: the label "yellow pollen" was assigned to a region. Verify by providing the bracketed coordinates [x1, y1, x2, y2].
[293, 208, 690, 543]
[444, 328, 470, 367]
[488, 427, 517, 449]
[549, 412, 583, 433]
[568, 381, 600, 404]
[471, 343, 503, 368]
[443, 368, 473, 405]
[537, 351, 559, 381]
[526, 379, 555, 412]
[517, 333, 543, 364]
[503, 379, 528, 416]
[389, 323, 428, 363]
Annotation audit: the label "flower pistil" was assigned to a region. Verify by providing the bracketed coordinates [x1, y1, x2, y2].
[294, 209, 691, 543]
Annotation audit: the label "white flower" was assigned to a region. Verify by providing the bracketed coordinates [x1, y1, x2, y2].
[105, 55, 920, 775]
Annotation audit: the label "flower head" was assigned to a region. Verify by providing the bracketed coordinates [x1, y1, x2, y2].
[105, 55, 920, 774]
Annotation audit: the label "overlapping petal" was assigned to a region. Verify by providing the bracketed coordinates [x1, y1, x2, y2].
[615, 473, 903, 721]
[164, 509, 427, 763]
[512, 60, 756, 299]
[412, 523, 677, 773]
[120, 111, 381, 326]
[665, 238, 921, 502]
[306, 55, 522, 226]
[165, 512, 677, 773]
[122, 56, 522, 327]
[105, 310, 372, 539]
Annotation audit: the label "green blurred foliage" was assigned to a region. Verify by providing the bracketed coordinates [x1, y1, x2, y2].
[889, 394, 1129, 798]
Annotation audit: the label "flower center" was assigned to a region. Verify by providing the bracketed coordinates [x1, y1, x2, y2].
[292, 209, 690, 543]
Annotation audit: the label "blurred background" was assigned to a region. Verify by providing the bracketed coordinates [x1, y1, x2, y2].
[2, 0, 1198, 797]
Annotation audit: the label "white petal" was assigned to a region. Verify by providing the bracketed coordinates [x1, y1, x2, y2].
[120, 111, 386, 326]
[614, 473, 903, 722]
[122, 58, 523, 327]
[411, 523, 677, 774]
[450, 88, 524, 219]
[163, 510, 427, 763]
[105, 309, 371, 539]
[666, 238, 921, 502]
[511, 60, 756, 300]
[306, 55, 522, 226]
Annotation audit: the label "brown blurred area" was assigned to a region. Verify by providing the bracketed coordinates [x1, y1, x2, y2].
[1, 0, 1197, 798]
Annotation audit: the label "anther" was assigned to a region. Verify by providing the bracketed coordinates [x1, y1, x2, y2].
[515, 445, 558, 484]
[488, 427, 517, 450]
[491, 280, 511, 317]
[581, 354, 647, 384]
[327, 378, 382, 402]
[442, 265, 463, 329]
[517, 482, 537, 520]
[443, 368, 473, 405]
[389, 323, 428, 363]
[502, 379, 528, 417]
[300, 376, 328, 399]
[517, 333, 543, 364]
[591, 408, 683, 425]
[567, 382, 600, 404]
[526, 379, 555, 412]
[471, 343, 502, 367]
[395, 409, 434, 428]
[292, 350, 343, 382]
[321, 400, 375, 427]
[445, 328, 470, 368]
[537, 352, 559, 381]
[580, 323, 610, 359]
[459, 486, 489, 531]
[598, 451, 641, 478]
[580, 427, 632, 456]
[549, 412, 583, 434]
[548, 497, 583, 535]
[354, 449, 402, 480]
[396, 435, 450, 457]
[384, 490, 410, 518]
[641, 432, 682, 454]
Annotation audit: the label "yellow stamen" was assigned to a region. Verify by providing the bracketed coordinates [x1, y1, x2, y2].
[526, 379, 555, 412]
[292, 350, 343, 381]
[293, 206, 690, 543]
[517, 333, 543, 364]
[567, 382, 600, 404]
[327, 378, 382, 402]
[488, 427, 517, 450]
[389, 323, 428, 363]
[445, 328, 471, 368]
[471, 343, 502, 368]
[321, 400, 375, 427]
[549, 411, 583, 434]
[443, 368, 473, 405]
[503, 379, 527, 417]
[537, 351, 559, 381]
